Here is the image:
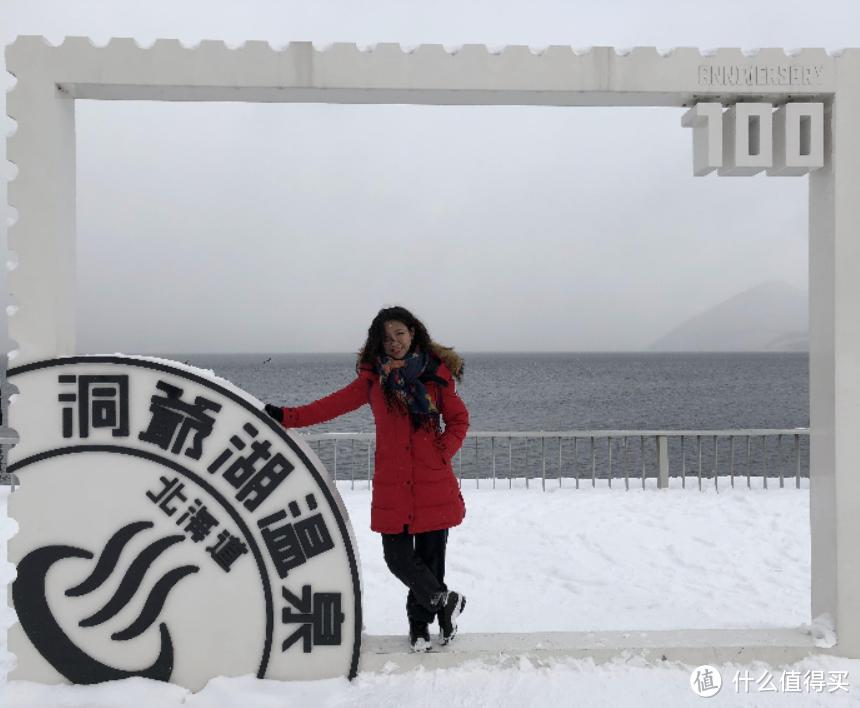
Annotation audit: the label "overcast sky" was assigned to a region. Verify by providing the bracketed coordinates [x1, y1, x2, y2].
[2, 0, 857, 353]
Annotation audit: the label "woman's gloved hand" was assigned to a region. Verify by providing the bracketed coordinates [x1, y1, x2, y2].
[264, 403, 283, 423]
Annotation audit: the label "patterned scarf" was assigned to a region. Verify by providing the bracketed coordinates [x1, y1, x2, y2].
[376, 348, 442, 431]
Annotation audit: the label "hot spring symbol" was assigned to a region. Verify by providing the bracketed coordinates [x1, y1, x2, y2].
[13, 520, 199, 683]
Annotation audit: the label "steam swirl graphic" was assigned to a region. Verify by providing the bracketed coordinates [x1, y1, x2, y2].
[12, 521, 200, 684]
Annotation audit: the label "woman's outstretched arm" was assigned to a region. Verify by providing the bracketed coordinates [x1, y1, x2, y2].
[268, 370, 371, 428]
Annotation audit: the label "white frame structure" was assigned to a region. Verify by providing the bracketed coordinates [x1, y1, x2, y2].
[4, 37, 856, 669]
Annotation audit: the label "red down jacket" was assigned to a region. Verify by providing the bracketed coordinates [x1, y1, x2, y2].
[278, 354, 469, 534]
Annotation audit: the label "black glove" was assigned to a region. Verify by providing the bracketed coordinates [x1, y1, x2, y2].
[264, 403, 282, 423]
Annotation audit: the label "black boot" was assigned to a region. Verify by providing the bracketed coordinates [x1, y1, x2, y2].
[409, 618, 432, 652]
[436, 590, 466, 645]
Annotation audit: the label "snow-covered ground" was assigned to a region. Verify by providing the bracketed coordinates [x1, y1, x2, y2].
[3, 480, 860, 706]
[353, 477, 810, 635]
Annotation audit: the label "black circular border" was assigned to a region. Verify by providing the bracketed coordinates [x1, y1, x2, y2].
[8, 355, 363, 681]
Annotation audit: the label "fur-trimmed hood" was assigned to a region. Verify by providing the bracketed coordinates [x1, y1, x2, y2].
[356, 341, 464, 381]
[428, 342, 464, 381]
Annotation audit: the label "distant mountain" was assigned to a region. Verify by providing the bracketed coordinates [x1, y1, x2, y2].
[650, 281, 808, 352]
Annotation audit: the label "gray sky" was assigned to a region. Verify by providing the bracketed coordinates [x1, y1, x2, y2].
[2, 0, 857, 353]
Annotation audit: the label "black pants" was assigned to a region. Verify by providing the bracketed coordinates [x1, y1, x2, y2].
[381, 527, 449, 624]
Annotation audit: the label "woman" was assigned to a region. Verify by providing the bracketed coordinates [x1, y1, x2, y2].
[264, 306, 469, 652]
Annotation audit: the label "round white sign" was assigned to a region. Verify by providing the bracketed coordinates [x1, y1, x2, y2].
[7, 356, 362, 689]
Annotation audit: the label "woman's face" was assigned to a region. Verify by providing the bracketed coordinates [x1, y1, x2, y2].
[382, 320, 415, 360]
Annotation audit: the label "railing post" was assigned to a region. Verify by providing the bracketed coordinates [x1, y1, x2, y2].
[590, 436, 596, 488]
[657, 435, 669, 489]
[778, 433, 785, 488]
[492, 436, 496, 489]
[681, 436, 686, 489]
[541, 434, 546, 492]
[713, 434, 719, 492]
[730, 436, 736, 488]
[607, 437, 613, 488]
[525, 437, 529, 490]
[621, 435, 630, 491]
[697, 435, 703, 491]
[333, 439, 338, 481]
[558, 436, 563, 488]
[795, 433, 801, 489]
